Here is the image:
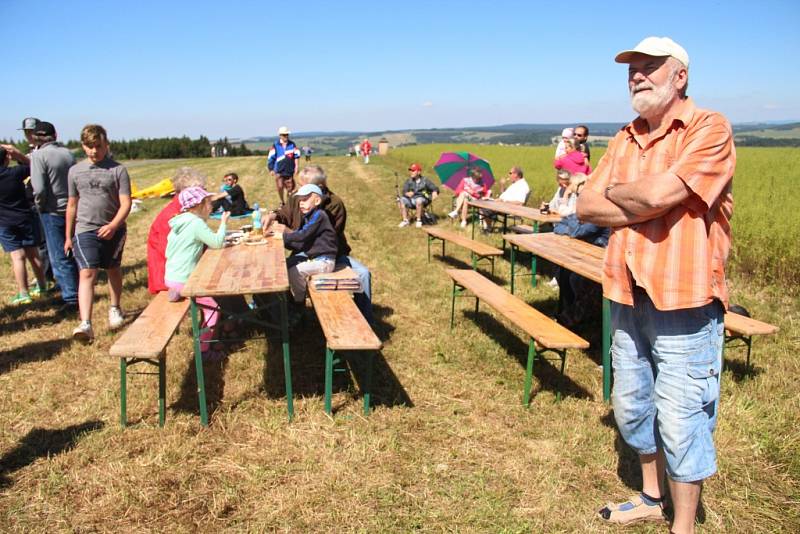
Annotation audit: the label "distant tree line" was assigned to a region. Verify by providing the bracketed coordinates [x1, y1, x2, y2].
[1, 136, 262, 160]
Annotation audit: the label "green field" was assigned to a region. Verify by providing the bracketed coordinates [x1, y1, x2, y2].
[384, 144, 800, 289]
[0, 152, 798, 532]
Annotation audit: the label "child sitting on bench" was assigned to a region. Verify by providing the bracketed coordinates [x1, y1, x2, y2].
[165, 186, 229, 358]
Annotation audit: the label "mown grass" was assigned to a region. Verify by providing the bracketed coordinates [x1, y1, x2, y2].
[0, 153, 797, 532]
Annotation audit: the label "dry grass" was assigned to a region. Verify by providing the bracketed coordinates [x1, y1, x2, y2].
[0, 154, 798, 532]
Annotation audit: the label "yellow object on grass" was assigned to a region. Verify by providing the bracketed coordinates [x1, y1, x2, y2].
[131, 178, 174, 199]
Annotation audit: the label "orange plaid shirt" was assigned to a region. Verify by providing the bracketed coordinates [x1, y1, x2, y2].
[586, 97, 735, 311]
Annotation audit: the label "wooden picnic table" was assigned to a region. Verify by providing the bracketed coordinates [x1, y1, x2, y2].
[467, 198, 562, 247]
[503, 232, 612, 402]
[182, 233, 293, 425]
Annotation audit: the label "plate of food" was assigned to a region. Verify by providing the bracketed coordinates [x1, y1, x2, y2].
[243, 234, 267, 246]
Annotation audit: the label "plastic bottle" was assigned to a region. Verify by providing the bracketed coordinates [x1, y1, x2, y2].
[252, 202, 262, 231]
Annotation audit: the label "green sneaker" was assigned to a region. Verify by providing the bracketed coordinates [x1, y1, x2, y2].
[10, 293, 33, 305]
[29, 281, 55, 298]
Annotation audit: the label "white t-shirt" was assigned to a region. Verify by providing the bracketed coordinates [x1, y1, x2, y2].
[498, 179, 531, 204]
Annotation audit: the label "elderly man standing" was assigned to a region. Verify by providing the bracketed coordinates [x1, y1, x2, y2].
[577, 37, 734, 533]
[267, 126, 301, 206]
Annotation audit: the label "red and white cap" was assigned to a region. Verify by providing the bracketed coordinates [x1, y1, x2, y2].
[408, 163, 422, 172]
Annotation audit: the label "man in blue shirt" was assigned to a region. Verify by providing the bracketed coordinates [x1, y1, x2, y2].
[267, 126, 301, 205]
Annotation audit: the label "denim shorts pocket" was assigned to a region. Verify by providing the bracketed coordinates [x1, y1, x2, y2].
[686, 359, 719, 409]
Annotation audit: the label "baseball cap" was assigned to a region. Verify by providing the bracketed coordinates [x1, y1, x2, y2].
[278, 126, 291, 135]
[18, 117, 39, 131]
[615, 36, 689, 69]
[33, 121, 56, 137]
[294, 184, 323, 197]
[179, 186, 214, 211]
[408, 163, 422, 172]
[561, 127, 574, 138]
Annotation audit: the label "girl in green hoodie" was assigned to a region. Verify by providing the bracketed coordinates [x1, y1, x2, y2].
[165, 186, 229, 356]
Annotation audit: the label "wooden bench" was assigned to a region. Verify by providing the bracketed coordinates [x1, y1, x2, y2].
[309, 284, 382, 415]
[508, 224, 534, 235]
[724, 312, 779, 373]
[422, 226, 503, 274]
[445, 269, 589, 405]
[109, 291, 190, 427]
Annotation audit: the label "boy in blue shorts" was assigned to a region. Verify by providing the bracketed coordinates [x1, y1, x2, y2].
[65, 124, 132, 342]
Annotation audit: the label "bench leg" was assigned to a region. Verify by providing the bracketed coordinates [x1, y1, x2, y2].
[363, 352, 374, 416]
[510, 244, 516, 294]
[190, 299, 209, 427]
[475, 296, 480, 315]
[531, 253, 538, 288]
[120, 358, 128, 428]
[325, 347, 334, 415]
[524, 338, 536, 406]
[450, 281, 457, 329]
[602, 297, 612, 402]
[279, 293, 294, 421]
[745, 336, 753, 375]
[158, 354, 167, 428]
[471, 252, 477, 270]
[557, 349, 567, 403]
[501, 214, 508, 252]
[533, 221, 540, 233]
[427, 235, 431, 262]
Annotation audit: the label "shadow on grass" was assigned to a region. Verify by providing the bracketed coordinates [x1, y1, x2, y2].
[462, 309, 592, 401]
[723, 341, 763, 382]
[172, 353, 230, 419]
[0, 420, 104, 488]
[0, 338, 73, 376]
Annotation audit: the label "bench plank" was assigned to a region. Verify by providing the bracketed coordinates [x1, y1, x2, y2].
[110, 291, 190, 359]
[724, 312, 779, 337]
[422, 227, 502, 257]
[309, 285, 381, 351]
[446, 269, 588, 350]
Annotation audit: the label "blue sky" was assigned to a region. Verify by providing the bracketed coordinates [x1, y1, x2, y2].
[5, 0, 799, 141]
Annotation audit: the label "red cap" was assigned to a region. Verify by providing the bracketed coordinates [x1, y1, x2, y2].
[408, 163, 422, 172]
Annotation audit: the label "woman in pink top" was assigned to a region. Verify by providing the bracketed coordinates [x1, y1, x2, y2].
[554, 138, 591, 175]
[448, 167, 490, 228]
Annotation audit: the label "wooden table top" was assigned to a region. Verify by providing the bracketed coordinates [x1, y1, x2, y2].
[181, 235, 289, 297]
[503, 232, 605, 284]
[468, 199, 563, 224]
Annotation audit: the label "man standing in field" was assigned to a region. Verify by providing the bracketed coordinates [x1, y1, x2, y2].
[267, 126, 300, 206]
[29, 121, 79, 312]
[577, 37, 734, 533]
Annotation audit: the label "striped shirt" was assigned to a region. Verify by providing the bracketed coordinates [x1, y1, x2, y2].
[586, 97, 735, 310]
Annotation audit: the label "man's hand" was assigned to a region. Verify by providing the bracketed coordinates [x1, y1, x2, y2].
[405, 191, 414, 198]
[64, 237, 72, 256]
[97, 223, 118, 240]
[1, 144, 29, 164]
[431, 191, 439, 201]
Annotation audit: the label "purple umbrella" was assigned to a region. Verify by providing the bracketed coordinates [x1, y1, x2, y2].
[433, 151, 495, 191]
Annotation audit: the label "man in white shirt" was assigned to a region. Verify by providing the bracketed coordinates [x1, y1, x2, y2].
[480, 166, 530, 230]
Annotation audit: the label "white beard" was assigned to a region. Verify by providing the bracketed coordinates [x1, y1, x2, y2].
[630, 79, 676, 118]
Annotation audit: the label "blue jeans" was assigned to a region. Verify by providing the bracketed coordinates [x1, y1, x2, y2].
[611, 290, 724, 483]
[337, 256, 373, 324]
[39, 212, 79, 303]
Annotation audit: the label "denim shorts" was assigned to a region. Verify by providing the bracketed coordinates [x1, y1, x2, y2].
[0, 215, 43, 252]
[73, 228, 127, 270]
[610, 290, 724, 483]
[400, 196, 430, 209]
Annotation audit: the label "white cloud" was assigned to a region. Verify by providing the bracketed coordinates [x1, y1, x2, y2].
[422, 101, 433, 107]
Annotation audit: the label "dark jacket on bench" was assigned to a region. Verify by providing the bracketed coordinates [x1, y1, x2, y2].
[283, 208, 338, 260]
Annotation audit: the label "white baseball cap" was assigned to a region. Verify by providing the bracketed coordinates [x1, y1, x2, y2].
[278, 126, 291, 135]
[615, 36, 689, 69]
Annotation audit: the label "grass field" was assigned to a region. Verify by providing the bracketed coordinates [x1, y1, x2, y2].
[0, 151, 798, 532]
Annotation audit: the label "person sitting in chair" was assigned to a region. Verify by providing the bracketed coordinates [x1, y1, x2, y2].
[480, 166, 530, 231]
[398, 163, 439, 228]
